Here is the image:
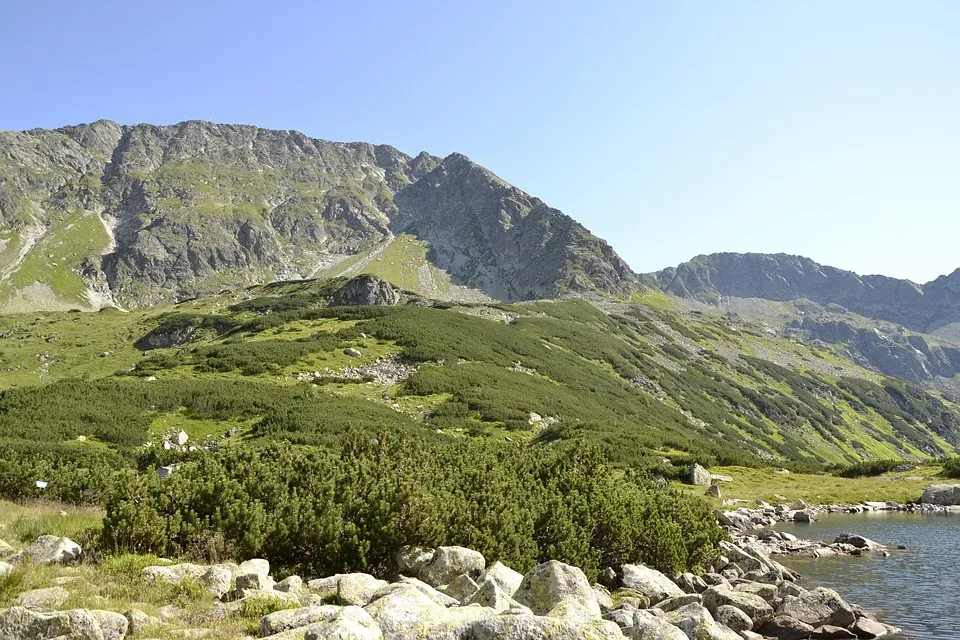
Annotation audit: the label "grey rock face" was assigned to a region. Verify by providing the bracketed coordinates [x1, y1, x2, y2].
[0, 121, 637, 311]
[921, 484, 960, 505]
[620, 564, 685, 605]
[331, 275, 401, 306]
[10, 535, 81, 565]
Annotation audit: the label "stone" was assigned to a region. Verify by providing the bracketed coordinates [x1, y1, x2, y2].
[920, 484, 960, 505]
[0, 607, 103, 640]
[849, 617, 888, 639]
[14, 586, 70, 608]
[794, 511, 814, 523]
[689, 463, 713, 486]
[514, 560, 600, 616]
[592, 584, 614, 612]
[260, 605, 343, 636]
[331, 276, 401, 307]
[417, 546, 485, 587]
[604, 608, 688, 640]
[173, 430, 189, 446]
[275, 575, 304, 593]
[90, 610, 128, 640]
[234, 571, 274, 592]
[715, 604, 752, 633]
[463, 577, 529, 612]
[156, 465, 176, 479]
[10, 535, 81, 565]
[706, 485, 722, 498]
[441, 573, 479, 603]
[238, 558, 269, 578]
[200, 565, 233, 598]
[702, 585, 773, 620]
[478, 560, 524, 597]
[464, 613, 622, 640]
[337, 573, 388, 607]
[620, 563, 684, 604]
[759, 615, 815, 640]
[654, 593, 702, 612]
[386, 576, 461, 607]
[303, 605, 383, 640]
[675, 572, 708, 594]
[733, 580, 778, 602]
[0, 561, 12, 577]
[143, 563, 208, 584]
[344, 348, 363, 358]
[364, 584, 488, 639]
[777, 588, 857, 628]
[833, 534, 883, 551]
[124, 609, 163, 636]
[665, 603, 740, 640]
[394, 546, 435, 575]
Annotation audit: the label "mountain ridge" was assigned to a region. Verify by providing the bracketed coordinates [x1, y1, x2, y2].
[0, 119, 636, 311]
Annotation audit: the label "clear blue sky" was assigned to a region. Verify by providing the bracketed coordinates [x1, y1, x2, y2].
[2, 1, 958, 283]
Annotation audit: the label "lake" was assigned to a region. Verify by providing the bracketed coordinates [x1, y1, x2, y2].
[775, 511, 960, 640]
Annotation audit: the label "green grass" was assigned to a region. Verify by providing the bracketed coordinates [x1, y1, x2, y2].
[0, 500, 104, 545]
[699, 465, 941, 506]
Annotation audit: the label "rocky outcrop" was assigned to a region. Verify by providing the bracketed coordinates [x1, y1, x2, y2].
[330, 275, 401, 307]
[921, 483, 960, 505]
[9, 535, 81, 565]
[0, 121, 638, 311]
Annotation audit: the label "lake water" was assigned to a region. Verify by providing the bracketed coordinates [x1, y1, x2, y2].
[775, 511, 960, 640]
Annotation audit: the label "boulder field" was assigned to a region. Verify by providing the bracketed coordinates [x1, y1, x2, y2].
[0, 535, 900, 640]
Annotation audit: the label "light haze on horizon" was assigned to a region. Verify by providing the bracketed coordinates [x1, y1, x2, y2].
[2, 1, 957, 284]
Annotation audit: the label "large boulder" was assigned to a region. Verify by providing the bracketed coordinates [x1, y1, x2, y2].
[441, 573, 479, 603]
[260, 605, 343, 637]
[15, 586, 70, 608]
[621, 564, 684, 604]
[604, 609, 688, 640]
[776, 587, 857, 628]
[702, 585, 773, 620]
[688, 464, 713, 487]
[0, 607, 103, 640]
[142, 562, 208, 584]
[462, 613, 622, 640]
[10, 536, 81, 565]
[714, 605, 752, 634]
[478, 560, 525, 597]
[759, 615, 815, 640]
[331, 276, 401, 307]
[463, 577, 529, 613]
[394, 576, 461, 606]
[513, 560, 600, 616]
[665, 603, 740, 640]
[394, 546, 435, 575]
[417, 546, 485, 587]
[89, 611, 128, 640]
[302, 606, 382, 640]
[201, 565, 234, 598]
[364, 584, 487, 639]
[920, 484, 960, 505]
[337, 574, 389, 607]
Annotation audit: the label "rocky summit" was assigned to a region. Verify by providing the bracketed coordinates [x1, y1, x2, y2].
[0, 120, 635, 312]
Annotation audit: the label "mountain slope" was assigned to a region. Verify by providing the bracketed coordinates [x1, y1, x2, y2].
[0, 120, 636, 311]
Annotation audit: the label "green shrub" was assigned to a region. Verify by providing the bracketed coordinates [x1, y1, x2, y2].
[837, 459, 902, 478]
[943, 457, 960, 478]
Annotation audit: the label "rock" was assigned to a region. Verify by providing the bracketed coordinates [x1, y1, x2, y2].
[0, 539, 16, 559]
[478, 560, 524, 597]
[777, 588, 857, 628]
[702, 585, 773, 620]
[364, 584, 488, 639]
[124, 609, 163, 636]
[260, 605, 343, 636]
[201, 565, 233, 598]
[156, 465, 176, 479]
[390, 576, 461, 607]
[654, 594, 702, 612]
[922, 483, 960, 505]
[90, 610, 128, 640]
[417, 546, 485, 587]
[143, 563, 208, 584]
[810, 625, 857, 639]
[464, 613, 621, 640]
[665, 603, 740, 640]
[604, 608, 688, 640]
[0, 607, 103, 640]
[833, 534, 884, 551]
[303, 605, 383, 640]
[689, 463, 713, 486]
[733, 580, 778, 602]
[238, 558, 269, 578]
[599, 567, 619, 590]
[711, 474, 734, 483]
[463, 577, 529, 613]
[620, 563, 684, 604]
[344, 348, 363, 358]
[441, 573, 479, 603]
[15, 586, 70, 608]
[675, 573, 708, 594]
[235, 570, 274, 592]
[592, 584, 614, 613]
[791, 500, 808, 510]
[10, 535, 81, 565]
[714, 605, 752, 633]
[759, 615, 815, 640]
[0, 562, 12, 577]
[275, 576, 304, 593]
[794, 511, 814, 523]
[706, 485, 722, 498]
[331, 276, 401, 307]
[514, 560, 600, 616]
[849, 617, 888, 638]
[337, 574, 389, 607]
[172, 430, 189, 446]
[394, 546, 435, 575]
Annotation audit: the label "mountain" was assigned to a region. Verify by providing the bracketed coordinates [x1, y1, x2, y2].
[0, 120, 636, 312]
[649, 253, 960, 386]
